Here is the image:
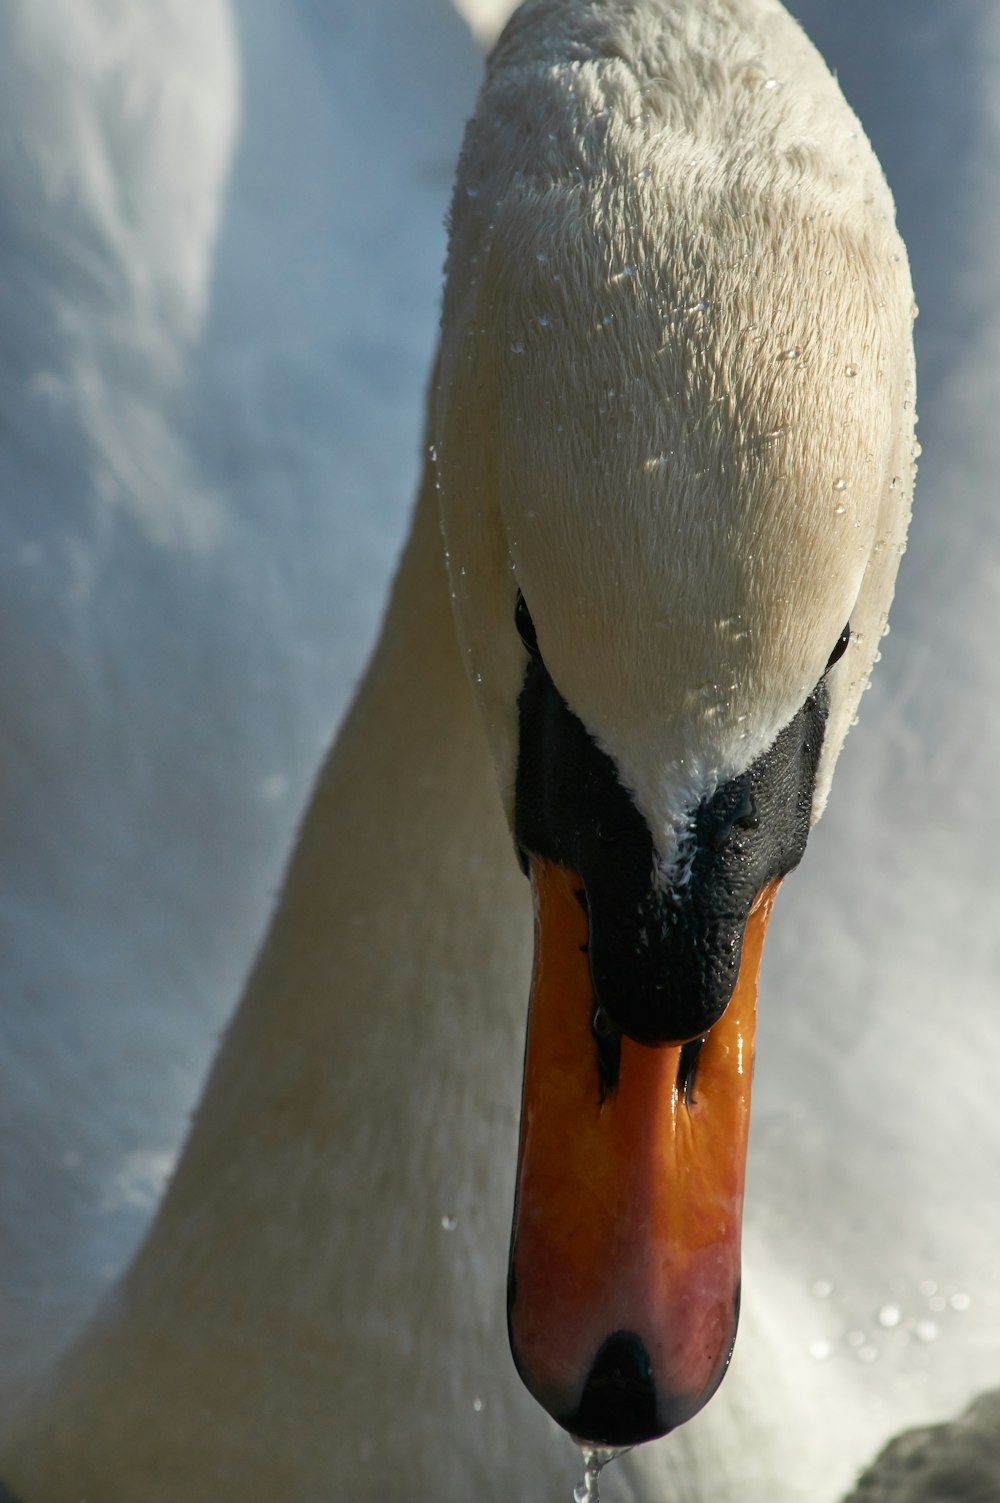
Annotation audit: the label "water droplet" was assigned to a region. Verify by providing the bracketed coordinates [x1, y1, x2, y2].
[778, 347, 801, 361]
[764, 77, 781, 90]
[261, 769, 290, 804]
[915, 1320, 939, 1344]
[573, 1445, 630, 1503]
[472, 1396, 485, 1413]
[688, 298, 708, 314]
[878, 1304, 902, 1329]
[950, 1292, 972, 1311]
[919, 1279, 938, 1297]
[833, 503, 847, 516]
[808, 1338, 833, 1361]
[623, 264, 637, 278]
[764, 427, 785, 441]
[441, 1214, 457, 1232]
[833, 478, 848, 492]
[638, 165, 652, 180]
[465, 185, 480, 199]
[845, 364, 858, 378]
[928, 1294, 947, 1313]
[535, 250, 548, 263]
[538, 315, 551, 328]
[511, 342, 525, 355]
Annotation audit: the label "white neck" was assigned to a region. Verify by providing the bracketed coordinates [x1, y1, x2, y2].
[1, 464, 558, 1498]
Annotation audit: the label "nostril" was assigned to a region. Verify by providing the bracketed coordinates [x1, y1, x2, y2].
[571, 1330, 662, 1446]
[676, 1035, 706, 1105]
[591, 1003, 622, 1099]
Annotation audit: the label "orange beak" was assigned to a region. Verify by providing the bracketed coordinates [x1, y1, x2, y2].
[508, 856, 779, 1444]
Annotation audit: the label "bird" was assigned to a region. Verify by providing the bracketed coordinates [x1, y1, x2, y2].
[0, 2, 996, 1501]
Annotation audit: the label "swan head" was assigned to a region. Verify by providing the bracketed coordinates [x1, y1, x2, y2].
[435, 0, 915, 1449]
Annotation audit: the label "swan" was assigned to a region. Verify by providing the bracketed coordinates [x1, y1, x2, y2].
[1, 0, 996, 1499]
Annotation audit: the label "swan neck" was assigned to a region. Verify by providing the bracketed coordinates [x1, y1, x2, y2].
[1, 459, 532, 1497]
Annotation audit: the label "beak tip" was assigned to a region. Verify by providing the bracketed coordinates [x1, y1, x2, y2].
[512, 1279, 743, 1445]
[562, 1329, 664, 1446]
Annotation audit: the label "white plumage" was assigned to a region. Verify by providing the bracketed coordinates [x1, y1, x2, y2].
[0, 2, 998, 1500]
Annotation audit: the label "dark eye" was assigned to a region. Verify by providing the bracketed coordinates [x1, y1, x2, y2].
[826, 621, 851, 672]
[515, 589, 539, 655]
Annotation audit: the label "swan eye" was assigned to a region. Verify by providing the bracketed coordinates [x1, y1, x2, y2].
[826, 621, 851, 672]
[515, 590, 540, 655]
